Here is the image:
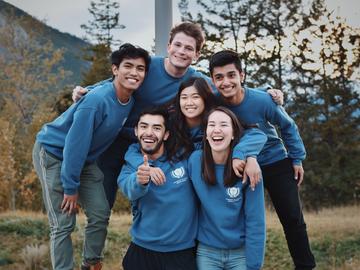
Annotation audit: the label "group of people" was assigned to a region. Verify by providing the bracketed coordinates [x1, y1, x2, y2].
[33, 22, 316, 270]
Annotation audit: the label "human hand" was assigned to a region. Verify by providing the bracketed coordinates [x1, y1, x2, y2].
[137, 155, 151, 185]
[267, 89, 284, 106]
[149, 167, 166, 185]
[293, 164, 304, 187]
[61, 193, 79, 215]
[243, 157, 261, 191]
[232, 158, 245, 178]
[72, 86, 88, 102]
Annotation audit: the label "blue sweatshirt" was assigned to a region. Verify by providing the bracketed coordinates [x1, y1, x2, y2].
[230, 87, 306, 166]
[117, 146, 198, 252]
[188, 150, 266, 270]
[88, 57, 213, 140]
[125, 126, 267, 166]
[36, 81, 133, 195]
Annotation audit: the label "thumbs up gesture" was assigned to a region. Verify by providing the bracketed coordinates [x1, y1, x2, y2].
[137, 155, 151, 185]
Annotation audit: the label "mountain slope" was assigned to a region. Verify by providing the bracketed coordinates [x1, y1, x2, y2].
[0, 0, 91, 88]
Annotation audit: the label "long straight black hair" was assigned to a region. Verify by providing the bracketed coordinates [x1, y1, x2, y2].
[201, 106, 245, 187]
[168, 76, 217, 161]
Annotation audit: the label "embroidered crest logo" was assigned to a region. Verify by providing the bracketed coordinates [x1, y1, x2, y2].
[227, 187, 240, 198]
[171, 167, 185, 179]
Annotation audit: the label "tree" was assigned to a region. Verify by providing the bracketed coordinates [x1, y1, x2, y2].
[80, 0, 125, 86]
[81, 0, 125, 47]
[0, 13, 66, 210]
[288, 0, 360, 208]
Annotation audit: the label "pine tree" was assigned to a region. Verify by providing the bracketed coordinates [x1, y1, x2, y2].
[288, 0, 360, 208]
[80, 0, 125, 86]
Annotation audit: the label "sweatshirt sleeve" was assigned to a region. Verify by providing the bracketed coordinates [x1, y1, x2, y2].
[232, 128, 268, 160]
[265, 101, 306, 165]
[86, 78, 113, 91]
[117, 162, 149, 201]
[244, 181, 266, 270]
[124, 143, 144, 170]
[60, 108, 99, 195]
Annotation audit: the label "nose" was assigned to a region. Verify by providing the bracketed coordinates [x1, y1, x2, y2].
[186, 97, 194, 105]
[129, 67, 138, 76]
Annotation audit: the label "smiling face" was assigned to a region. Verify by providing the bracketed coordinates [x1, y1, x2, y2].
[206, 110, 234, 154]
[135, 114, 169, 158]
[112, 57, 146, 92]
[179, 85, 205, 127]
[167, 32, 199, 72]
[211, 63, 245, 104]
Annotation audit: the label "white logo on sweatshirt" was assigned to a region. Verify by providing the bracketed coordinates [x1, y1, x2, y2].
[226, 187, 241, 202]
[227, 187, 240, 198]
[171, 167, 185, 178]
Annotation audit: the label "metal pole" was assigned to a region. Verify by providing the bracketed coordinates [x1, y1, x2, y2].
[155, 0, 173, 56]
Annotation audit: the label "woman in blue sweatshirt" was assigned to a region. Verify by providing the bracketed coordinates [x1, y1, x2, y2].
[188, 107, 266, 270]
[126, 77, 267, 182]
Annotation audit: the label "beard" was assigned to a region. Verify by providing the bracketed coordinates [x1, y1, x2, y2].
[139, 136, 164, 156]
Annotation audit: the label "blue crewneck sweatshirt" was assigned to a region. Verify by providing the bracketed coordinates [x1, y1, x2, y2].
[36, 81, 133, 195]
[188, 150, 266, 270]
[125, 126, 267, 167]
[230, 87, 306, 166]
[118, 146, 198, 252]
[88, 57, 214, 141]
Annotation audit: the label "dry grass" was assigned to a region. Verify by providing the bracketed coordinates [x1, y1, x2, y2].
[1, 205, 359, 270]
[266, 205, 360, 239]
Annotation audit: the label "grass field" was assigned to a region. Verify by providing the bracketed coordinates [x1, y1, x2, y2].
[0, 206, 359, 269]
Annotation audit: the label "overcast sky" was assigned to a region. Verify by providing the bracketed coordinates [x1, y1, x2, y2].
[4, 0, 360, 52]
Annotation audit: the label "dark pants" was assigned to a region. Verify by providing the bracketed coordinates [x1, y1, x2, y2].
[122, 242, 197, 270]
[97, 134, 135, 209]
[261, 158, 316, 270]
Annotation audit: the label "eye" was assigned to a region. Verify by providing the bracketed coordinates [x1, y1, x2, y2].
[137, 66, 145, 72]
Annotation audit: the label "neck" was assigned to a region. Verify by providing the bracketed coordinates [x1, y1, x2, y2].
[211, 148, 230, 165]
[113, 82, 132, 103]
[186, 117, 201, 128]
[164, 58, 187, 78]
[142, 145, 165, 161]
[223, 87, 245, 106]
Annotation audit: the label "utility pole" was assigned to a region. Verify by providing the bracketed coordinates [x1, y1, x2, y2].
[155, 0, 172, 56]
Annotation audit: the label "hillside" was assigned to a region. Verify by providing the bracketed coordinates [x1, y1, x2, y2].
[0, 0, 90, 89]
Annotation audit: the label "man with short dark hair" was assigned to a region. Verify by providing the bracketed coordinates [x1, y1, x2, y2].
[118, 107, 198, 270]
[209, 50, 316, 270]
[32, 44, 150, 270]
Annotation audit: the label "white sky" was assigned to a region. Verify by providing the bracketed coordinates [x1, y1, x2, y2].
[3, 0, 360, 52]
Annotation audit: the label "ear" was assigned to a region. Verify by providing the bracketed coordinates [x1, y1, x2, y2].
[134, 126, 138, 137]
[240, 72, 245, 83]
[193, 51, 200, 63]
[163, 130, 170, 141]
[111, 64, 118, 76]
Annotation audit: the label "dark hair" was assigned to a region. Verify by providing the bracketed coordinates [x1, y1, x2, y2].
[169, 22, 205, 53]
[201, 106, 245, 187]
[169, 77, 216, 160]
[111, 43, 151, 72]
[209, 50, 242, 76]
[136, 106, 173, 161]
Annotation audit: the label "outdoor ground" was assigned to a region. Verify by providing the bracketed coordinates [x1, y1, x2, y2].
[0, 205, 359, 269]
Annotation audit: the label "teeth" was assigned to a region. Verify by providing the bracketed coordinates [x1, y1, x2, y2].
[127, 78, 137, 83]
[212, 136, 223, 140]
[143, 138, 155, 143]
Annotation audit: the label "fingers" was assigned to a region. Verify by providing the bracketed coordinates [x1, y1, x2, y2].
[72, 86, 87, 102]
[143, 155, 149, 167]
[294, 165, 304, 187]
[150, 167, 166, 185]
[232, 159, 245, 178]
[242, 172, 248, 185]
[267, 89, 284, 105]
[61, 195, 78, 215]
